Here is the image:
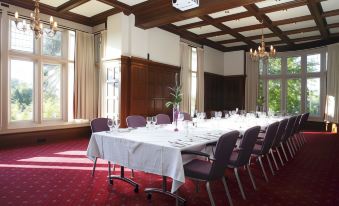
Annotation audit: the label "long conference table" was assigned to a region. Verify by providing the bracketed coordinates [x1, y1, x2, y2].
[87, 115, 284, 203]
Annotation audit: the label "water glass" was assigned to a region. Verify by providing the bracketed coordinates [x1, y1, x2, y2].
[107, 118, 114, 132]
[146, 116, 152, 128]
[178, 113, 184, 121]
[113, 117, 120, 131]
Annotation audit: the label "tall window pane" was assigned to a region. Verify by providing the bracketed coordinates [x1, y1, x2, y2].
[10, 21, 34, 52]
[267, 57, 281, 75]
[307, 78, 321, 116]
[43, 64, 61, 119]
[69, 31, 75, 61]
[287, 56, 301, 74]
[10, 59, 34, 121]
[307, 54, 321, 73]
[268, 80, 281, 113]
[190, 48, 197, 114]
[43, 30, 62, 56]
[287, 79, 301, 114]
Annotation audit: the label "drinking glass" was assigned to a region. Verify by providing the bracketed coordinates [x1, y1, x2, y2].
[113, 117, 120, 131]
[107, 118, 114, 132]
[178, 113, 184, 121]
[201, 112, 206, 119]
[146, 117, 152, 128]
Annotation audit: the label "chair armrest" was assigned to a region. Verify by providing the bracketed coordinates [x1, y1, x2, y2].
[181, 150, 210, 158]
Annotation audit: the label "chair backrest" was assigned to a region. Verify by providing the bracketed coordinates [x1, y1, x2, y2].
[281, 116, 297, 142]
[257, 121, 280, 155]
[234, 126, 261, 167]
[156, 114, 171, 125]
[90, 118, 109, 133]
[182, 112, 192, 121]
[210, 111, 216, 118]
[298, 112, 309, 132]
[126, 115, 146, 128]
[292, 114, 302, 135]
[272, 118, 288, 147]
[208, 131, 239, 180]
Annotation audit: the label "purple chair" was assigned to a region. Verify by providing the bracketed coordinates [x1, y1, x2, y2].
[290, 114, 303, 152]
[251, 122, 280, 182]
[270, 119, 289, 167]
[90, 118, 112, 176]
[126, 115, 147, 128]
[182, 131, 239, 206]
[155, 114, 171, 125]
[280, 116, 298, 160]
[297, 113, 309, 145]
[227, 126, 260, 200]
[181, 112, 192, 121]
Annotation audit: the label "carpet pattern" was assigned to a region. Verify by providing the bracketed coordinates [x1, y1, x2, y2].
[0, 132, 338, 206]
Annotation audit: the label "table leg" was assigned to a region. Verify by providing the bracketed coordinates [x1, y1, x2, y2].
[108, 166, 139, 193]
[145, 176, 186, 205]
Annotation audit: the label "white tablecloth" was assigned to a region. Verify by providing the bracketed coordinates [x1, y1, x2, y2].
[86, 116, 285, 193]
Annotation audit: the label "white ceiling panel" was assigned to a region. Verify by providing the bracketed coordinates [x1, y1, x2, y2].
[118, 0, 148, 6]
[240, 28, 272, 37]
[330, 28, 339, 34]
[209, 6, 247, 19]
[253, 37, 281, 43]
[223, 42, 246, 47]
[188, 25, 220, 35]
[296, 39, 320, 44]
[288, 31, 320, 39]
[255, 0, 294, 8]
[273, 43, 287, 46]
[40, 0, 70, 7]
[266, 6, 310, 21]
[223, 16, 261, 29]
[70, 0, 113, 17]
[278, 20, 316, 31]
[321, 0, 339, 12]
[172, 17, 202, 26]
[326, 16, 339, 24]
[208, 34, 235, 42]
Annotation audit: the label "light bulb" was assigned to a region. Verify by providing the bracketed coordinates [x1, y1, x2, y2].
[50, 16, 54, 24]
[15, 11, 19, 19]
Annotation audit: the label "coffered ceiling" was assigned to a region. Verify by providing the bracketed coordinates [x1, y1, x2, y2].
[1, 0, 339, 52]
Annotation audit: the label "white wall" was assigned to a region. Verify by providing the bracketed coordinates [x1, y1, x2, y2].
[204, 46, 224, 75]
[106, 14, 180, 66]
[224, 50, 245, 75]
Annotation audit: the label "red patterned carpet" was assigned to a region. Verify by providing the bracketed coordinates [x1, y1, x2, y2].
[1, 132, 339, 206]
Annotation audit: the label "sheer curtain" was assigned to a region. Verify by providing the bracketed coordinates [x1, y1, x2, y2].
[196, 47, 204, 112]
[74, 31, 97, 120]
[325, 43, 339, 123]
[245, 53, 259, 112]
[98, 31, 107, 117]
[180, 42, 192, 113]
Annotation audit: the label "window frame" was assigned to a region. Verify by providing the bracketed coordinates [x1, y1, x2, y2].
[259, 47, 327, 121]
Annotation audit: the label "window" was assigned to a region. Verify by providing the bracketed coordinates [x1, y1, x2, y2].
[190, 47, 198, 115]
[10, 59, 34, 121]
[105, 60, 121, 118]
[259, 48, 326, 120]
[6, 20, 75, 126]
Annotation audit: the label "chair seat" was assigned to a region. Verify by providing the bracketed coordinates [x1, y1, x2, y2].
[251, 144, 263, 155]
[184, 159, 211, 180]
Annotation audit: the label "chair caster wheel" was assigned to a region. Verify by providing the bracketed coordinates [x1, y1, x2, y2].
[134, 185, 139, 193]
[109, 179, 113, 185]
[147, 193, 152, 200]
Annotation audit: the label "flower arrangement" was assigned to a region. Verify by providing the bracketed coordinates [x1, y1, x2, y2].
[165, 73, 182, 131]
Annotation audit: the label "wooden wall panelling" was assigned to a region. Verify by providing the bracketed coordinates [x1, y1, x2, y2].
[223, 75, 246, 110]
[120, 56, 131, 128]
[204, 72, 225, 117]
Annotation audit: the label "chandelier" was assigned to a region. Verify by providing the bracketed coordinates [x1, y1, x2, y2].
[249, 26, 276, 61]
[14, 0, 58, 39]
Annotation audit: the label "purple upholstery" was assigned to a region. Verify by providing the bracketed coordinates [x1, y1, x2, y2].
[184, 131, 239, 181]
[292, 115, 302, 135]
[182, 112, 192, 121]
[228, 126, 261, 168]
[252, 122, 279, 156]
[90, 118, 110, 133]
[281, 116, 297, 143]
[297, 113, 309, 132]
[155, 114, 171, 125]
[272, 118, 288, 147]
[126, 115, 147, 128]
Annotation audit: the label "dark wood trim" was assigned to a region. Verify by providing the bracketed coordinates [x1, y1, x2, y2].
[96, 0, 132, 15]
[0, 126, 91, 148]
[307, 0, 329, 39]
[57, 0, 91, 13]
[120, 56, 131, 128]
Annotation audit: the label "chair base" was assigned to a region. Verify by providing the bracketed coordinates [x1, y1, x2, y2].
[145, 176, 186, 205]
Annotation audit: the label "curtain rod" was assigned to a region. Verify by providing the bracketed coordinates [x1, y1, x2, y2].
[7, 11, 100, 35]
[180, 38, 203, 48]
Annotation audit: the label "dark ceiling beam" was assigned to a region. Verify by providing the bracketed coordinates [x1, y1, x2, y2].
[322, 9, 339, 17]
[1, 0, 92, 26]
[133, 0, 264, 29]
[160, 24, 226, 51]
[244, 4, 294, 46]
[272, 15, 314, 26]
[307, 0, 329, 39]
[57, 0, 90, 13]
[96, 0, 132, 15]
[200, 15, 257, 47]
